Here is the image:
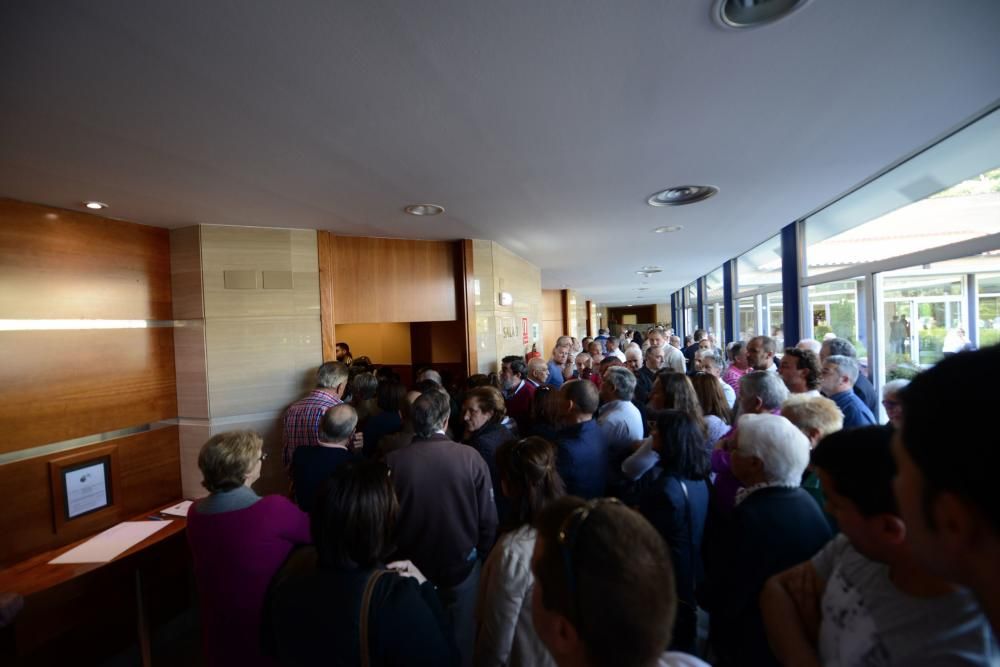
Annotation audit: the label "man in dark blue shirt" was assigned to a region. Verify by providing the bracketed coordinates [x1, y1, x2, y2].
[292, 403, 358, 512]
[555, 379, 608, 499]
[820, 355, 877, 428]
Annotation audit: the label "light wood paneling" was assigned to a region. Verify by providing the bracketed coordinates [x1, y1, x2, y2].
[324, 234, 457, 323]
[459, 240, 477, 375]
[0, 427, 181, 567]
[542, 289, 566, 356]
[318, 230, 337, 361]
[0, 328, 178, 454]
[0, 199, 172, 320]
[335, 323, 413, 365]
[169, 226, 204, 320]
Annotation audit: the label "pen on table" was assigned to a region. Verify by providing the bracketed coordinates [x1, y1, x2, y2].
[147, 515, 165, 521]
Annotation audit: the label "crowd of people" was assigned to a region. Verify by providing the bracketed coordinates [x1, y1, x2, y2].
[183, 329, 1000, 667]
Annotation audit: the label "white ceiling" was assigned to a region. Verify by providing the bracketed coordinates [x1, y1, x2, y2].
[1, 1, 998, 305]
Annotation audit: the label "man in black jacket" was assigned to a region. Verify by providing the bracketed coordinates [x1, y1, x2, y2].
[820, 337, 879, 416]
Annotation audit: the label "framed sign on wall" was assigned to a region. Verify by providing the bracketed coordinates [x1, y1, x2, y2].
[49, 444, 122, 534]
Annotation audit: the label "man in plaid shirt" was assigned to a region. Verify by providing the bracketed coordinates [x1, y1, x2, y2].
[281, 361, 349, 468]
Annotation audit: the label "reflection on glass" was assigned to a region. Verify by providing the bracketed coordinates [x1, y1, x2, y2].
[808, 280, 862, 355]
[766, 292, 784, 348]
[979, 273, 1000, 349]
[705, 267, 724, 301]
[737, 234, 782, 293]
[707, 302, 727, 346]
[739, 296, 758, 341]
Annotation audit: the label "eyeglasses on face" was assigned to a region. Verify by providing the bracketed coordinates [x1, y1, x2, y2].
[557, 498, 622, 621]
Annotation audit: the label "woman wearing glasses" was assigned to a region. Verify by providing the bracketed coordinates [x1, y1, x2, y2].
[186, 430, 311, 667]
[270, 459, 459, 666]
[475, 436, 565, 667]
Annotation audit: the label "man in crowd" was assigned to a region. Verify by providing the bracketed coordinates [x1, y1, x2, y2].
[696, 348, 737, 408]
[894, 344, 1000, 635]
[548, 336, 573, 388]
[819, 355, 876, 428]
[703, 414, 832, 667]
[597, 366, 643, 459]
[555, 379, 608, 499]
[291, 403, 358, 513]
[762, 426, 996, 665]
[796, 338, 822, 355]
[531, 497, 709, 667]
[650, 328, 686, 372]
[747, 335, 779, 373]
[682, 328, 707, 369]
[387, 388, 498, 666]
[526, 356, 550, 388]
[624, 344, 643, 373]
[282, 361, 349, 469]
[605, 335, 626, 362]
[501, 355, 536, 435]
[820, 337, 878, 416]
[634, 346, 664, 408]
[779, 347, 823, 397]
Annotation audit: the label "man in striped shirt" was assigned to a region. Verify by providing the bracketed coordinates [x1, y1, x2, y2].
[281, 361, 349, 468]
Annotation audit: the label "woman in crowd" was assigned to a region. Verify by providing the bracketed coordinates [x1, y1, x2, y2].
[362, 380, 406, 459]
[689, 372, 731, 447]
[463, 386, 516, 513]
[186, 431, 311, 667]
[529, 386, 563, 443]
[722, 341, 750, 396]
[638, 410, 711, 654]
[475, 437, 565, 667]
[881, 378, 909, 428]
[623, 371, 706, 482]
[270, 460, 458, 666]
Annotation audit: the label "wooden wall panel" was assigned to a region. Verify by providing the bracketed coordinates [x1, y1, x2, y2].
[0, 199, 171, 320]
[0, 327, 178, 454]
[0, 427, 181, 567]
[541, 289, 566, 357]
[318, 230, 337, 361]
[324, 234, 457, 323]
[607, 305, 657, 326]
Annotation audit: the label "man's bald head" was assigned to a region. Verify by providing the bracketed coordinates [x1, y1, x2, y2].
[319, 403, 358, 445]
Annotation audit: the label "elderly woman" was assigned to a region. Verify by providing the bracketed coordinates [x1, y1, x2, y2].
[881, 378, 909, 428]
[186, 431, 310, 667]
[475, 437, 564, 667]
[271, 460, 458, 666]
[702, 414, 833, 667]
[638, 410, 711, 654]
[463, 386, 516, 515]
[781, 394, 844, 523]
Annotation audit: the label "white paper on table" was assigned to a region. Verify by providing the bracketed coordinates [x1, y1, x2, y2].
[160, 500, 193, 517]
[49, 521, 172, 564]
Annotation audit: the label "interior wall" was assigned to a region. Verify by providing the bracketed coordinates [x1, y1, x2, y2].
[655, 302, 672, 327]
[171, 225, 322, 498]
[334, 323, 413, 365]
[541, 289, 565, 357]
[0, 199, 181, 565]
[472, 240, 543, 373]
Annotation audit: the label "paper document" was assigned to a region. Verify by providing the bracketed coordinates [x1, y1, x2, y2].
[65, 461, 109, 518]
[160, 500, 193, 517]
[49, 521, 172, 564]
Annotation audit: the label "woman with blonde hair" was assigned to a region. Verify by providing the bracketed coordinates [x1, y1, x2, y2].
[186, 430, 310, 666]
[475, 437, 565, 667]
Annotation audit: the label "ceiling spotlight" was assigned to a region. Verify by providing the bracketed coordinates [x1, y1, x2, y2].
[84, 201, 108, 210]
[627, 304, 633, 307]
[404, 203, 445, 216]
[714, 0, 811, 29]
[647, 185, 718, 207]
[653, 225, 684, 233]
[641, 265, 661, 271]
[636, 268, 662, 276]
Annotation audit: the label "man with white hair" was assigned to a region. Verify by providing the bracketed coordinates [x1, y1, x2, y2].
[604, 335, 626, 362]
[623, 344, 642, 372]
[525, 357, 550, 388]
[696, 348, 736, 408]
[819, 355, 876, 428]
[820, 337, 879, 416]
[597, 366, 644, 457]
[703, 413, 834, 667]
[795, 338, 822, 355]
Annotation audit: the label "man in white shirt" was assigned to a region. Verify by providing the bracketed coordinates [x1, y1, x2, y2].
[605, 336, 626, 362]
[648, 329, 685, 373]
[597, 366, 644, 458]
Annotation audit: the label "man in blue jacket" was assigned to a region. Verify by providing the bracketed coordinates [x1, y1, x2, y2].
[820, 355, 877, 428]
[555, 379, 608, 499]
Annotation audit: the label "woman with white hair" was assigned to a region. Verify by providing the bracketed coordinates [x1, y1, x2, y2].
[702, 413, 833, 667]
[881, 378, 909, 428]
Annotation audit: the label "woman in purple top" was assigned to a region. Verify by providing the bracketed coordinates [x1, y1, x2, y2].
[186, 431, 311, 667]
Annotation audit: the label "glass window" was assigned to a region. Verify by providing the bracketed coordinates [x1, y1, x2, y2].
[737, 234, 782, 293]
[766, 292, 784, 348]
[979, 273, 1000, 349]
[705, 267, 724, 302]
[707, 302, 727, 346]
[808, 279, 863, 355]
[738, 296, 758, 341]
[804, 108, 1000, 276]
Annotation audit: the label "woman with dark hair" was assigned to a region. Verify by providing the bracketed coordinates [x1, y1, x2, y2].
[475, 437, 564, 667]
[528, 386, 562, 443]
[689, 373, 731, 447]
[362, 380, 406, 459]
[623, 372, 707, 481]
[463, 386, 516, 515]
[270, 460, 458, 666]
[638, 411, 711, 654]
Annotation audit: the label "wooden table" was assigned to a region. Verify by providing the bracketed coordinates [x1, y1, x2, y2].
[0, 501, 192, 666]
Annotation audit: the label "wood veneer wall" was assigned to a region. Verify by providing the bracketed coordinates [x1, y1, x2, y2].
[0, 199, 181, 566]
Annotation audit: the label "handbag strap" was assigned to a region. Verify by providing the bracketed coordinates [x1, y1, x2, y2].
[360, 569, 388, 667]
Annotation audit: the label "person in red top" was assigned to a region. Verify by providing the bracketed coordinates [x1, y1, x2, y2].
[502, 355, 536, 435]
[281, 361, 349, 469]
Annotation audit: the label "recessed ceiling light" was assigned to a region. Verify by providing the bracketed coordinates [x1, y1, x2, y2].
[641, 265, 661, 271]
[84, 201, 108, 210]
[636, 268, 662, 275]
[714, 0, 811, 29]
[653, 225, 684, 233]
[647, 185, 718, 207]
[637, 288, 650, 291]
[627, 304, 633, 307]
[404, 203, 445, 216]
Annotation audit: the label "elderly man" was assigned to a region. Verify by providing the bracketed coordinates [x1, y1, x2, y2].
[501, 355, 535, 435]
[526, 356, 550, 388]
[547, 336, 573, 389]
[682, 328, 707, 369]
[779, 347, 822, 397]
[282, 361, 349, 469]
[648, 329, 686, 373]
[820, 337, 879, 416]
[894, 345, 1000, 635]
[291, 403, 358, 512]
[623, 343, 643, 372]
[703, 413, 833, 667]
[597, 366, 644, 458]
[387, 388, 498, 666]
[747, 335, 779, 373]
[795, 338, 822, 355]
[604, 335, 626, 362]
[820, 355, 876, 428]
[634, 346, 664, 408]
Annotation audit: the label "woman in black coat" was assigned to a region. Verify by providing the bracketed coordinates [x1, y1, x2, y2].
[462, 386, 516, 519]
[638, 409, 711, 655]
